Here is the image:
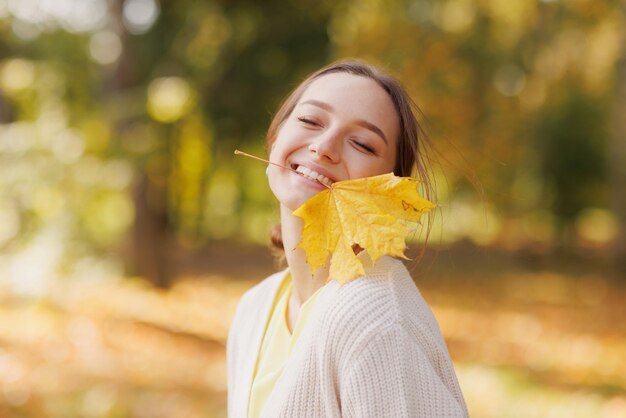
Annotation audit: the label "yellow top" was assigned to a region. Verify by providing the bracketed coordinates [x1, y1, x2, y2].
[248, 272, 327, 418]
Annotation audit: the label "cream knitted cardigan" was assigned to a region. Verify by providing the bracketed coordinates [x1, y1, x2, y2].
[227, 256, 469, 418]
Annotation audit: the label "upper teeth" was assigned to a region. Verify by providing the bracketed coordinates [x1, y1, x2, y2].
[296, 165, 334, 187]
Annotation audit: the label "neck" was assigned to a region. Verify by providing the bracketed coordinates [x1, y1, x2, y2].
[280, 204, 329, 307]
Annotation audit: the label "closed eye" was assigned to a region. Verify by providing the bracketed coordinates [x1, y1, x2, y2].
[351, 139, 376, 154]
[297, 116, 320, 127]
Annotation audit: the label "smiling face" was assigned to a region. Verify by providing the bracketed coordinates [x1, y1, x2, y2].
[268, 72, 400, 211]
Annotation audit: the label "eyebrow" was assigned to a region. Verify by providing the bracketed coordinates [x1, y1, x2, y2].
[299, 99, 388, 144]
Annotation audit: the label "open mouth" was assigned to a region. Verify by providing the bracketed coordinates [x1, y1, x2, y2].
[291, 164, 334, 188]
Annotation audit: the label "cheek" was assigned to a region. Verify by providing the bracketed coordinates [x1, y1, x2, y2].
[269, 134, 304, 166]
[266, 164, 285, 203]
[346, 149, 396, 179]
[268, 132, 291, 161]
[380, 142, 398, 173]
[387, 149, 398, 173]
[268, 141, 284, 165]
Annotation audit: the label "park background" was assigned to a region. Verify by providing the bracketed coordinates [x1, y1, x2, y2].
[1, 0, 625, 417]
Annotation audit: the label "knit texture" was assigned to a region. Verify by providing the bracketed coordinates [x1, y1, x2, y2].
[227, 256, 469, 418]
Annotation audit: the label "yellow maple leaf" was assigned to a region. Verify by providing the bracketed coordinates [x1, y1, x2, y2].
[293, 172, 436, 284]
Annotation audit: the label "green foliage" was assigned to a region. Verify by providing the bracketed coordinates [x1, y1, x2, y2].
[0, 0, 622, 279]
[539, 85, 609, 230]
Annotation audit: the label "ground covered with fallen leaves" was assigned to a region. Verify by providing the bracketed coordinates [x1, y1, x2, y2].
[1, 243, 625, 418]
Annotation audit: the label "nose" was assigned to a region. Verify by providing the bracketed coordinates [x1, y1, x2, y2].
[308, 131, 341, 163]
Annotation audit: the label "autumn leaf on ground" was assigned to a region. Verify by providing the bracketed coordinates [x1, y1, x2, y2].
[293, 172, 435, 284]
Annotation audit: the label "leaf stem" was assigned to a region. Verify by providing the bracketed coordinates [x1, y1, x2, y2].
[234, 149, 331, 189]
[234, 149, 299, 174]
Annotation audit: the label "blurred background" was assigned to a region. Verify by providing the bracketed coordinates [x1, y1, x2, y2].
[0, 0, 625, 417]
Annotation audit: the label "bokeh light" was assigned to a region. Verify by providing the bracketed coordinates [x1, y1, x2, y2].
[89, 31, 123, 65]
[146, 77, 195, 123]
[0, 0, 624, 416]
[122, 0, 160, 35]
[0, 59, 36, 93]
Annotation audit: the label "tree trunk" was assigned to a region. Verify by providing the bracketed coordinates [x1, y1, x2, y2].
[132, 171, 171, 287]
[112, 0, 173, 286]
[609, 3, 626, 277]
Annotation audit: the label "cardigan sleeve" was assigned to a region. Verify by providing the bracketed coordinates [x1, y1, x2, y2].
[226, 296, 241, 416]
[227, 289, 251, 418]
[339, 323, 468, 418]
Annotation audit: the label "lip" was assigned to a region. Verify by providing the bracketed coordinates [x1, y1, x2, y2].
[290, 161, 340, 183]
[294, 173, 330, 191]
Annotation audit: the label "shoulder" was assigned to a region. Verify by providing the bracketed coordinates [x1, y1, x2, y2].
[324, 256, 421, 327]
[316, 255, 451, 361]
[317, 257, 426, 354]
[229, 269, 286, 333]
[238, 269, 286, 306]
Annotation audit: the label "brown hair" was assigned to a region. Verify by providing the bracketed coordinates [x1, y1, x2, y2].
[267, 59, 435, 256]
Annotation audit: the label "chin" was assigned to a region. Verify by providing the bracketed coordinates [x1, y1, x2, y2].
[270, 174, 324, 211]
[280, 193, 313, 212]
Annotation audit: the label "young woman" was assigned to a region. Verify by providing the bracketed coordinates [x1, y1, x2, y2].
[227, 61, 468, 418]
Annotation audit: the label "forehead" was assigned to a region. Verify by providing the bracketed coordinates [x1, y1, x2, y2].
[297, 73, 400, 141]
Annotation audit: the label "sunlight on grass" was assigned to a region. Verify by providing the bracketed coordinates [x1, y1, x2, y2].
[0, 261, 624, 417]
